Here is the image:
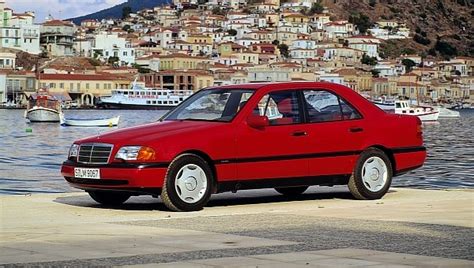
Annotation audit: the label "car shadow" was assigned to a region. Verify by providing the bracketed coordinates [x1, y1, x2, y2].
[54, 187, 397, 212]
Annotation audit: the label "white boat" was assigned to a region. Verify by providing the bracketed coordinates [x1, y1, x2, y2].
[60, 114, 120, 127]
[97, 80, 194, 109]
[372, 97, 396, 111]
[437, 107, 460, 118]
[395, 100, 439, 122]
[26, 91, 62, 123]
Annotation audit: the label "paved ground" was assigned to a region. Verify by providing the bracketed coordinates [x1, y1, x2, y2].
[0, 187, 473, 267]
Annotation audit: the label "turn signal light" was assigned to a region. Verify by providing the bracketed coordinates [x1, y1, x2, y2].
[137, 146, 156, 161]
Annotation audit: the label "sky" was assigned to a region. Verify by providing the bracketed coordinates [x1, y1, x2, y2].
[5, 0, 126, 22]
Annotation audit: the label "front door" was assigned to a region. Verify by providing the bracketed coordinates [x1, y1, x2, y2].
[235, 90, 309, 180]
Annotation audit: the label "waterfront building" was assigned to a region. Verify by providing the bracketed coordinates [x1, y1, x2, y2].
[158, 53, 209, 71]
[37, 73, 133, 106]
[141, 70, 214, 91]
[40, 20, 75, 57]
[0, 1, 41, 55]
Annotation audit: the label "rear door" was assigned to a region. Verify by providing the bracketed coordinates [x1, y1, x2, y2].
[303, 89, 365, 176]
[234, 90, 310, 180]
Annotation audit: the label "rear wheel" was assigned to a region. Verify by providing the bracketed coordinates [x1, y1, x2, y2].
[88, 191, 130, 206]
[161, 154, 213, 212]
[348, 148, 392, 200]
[275, 186, 308, 196]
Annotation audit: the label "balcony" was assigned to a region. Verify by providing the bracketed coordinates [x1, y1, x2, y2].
[23, 33, 39, 38]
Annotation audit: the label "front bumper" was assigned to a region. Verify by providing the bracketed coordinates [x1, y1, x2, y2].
[61, 160, 168, 193]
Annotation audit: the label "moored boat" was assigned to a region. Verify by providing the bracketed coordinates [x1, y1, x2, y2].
[437, 107, 460, 118]
[26, 91, 62, 123]
[60, 114, 120, 127]
[395, 100, 439, 122]
[97, 81, 194, 109]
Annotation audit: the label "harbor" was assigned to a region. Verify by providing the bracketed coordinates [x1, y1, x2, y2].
[1, 108, 473, 195]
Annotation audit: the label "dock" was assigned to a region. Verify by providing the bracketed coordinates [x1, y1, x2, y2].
[1, 187, 473, 267]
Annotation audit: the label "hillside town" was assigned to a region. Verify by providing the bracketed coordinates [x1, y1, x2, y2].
[0, 0, 473, 108]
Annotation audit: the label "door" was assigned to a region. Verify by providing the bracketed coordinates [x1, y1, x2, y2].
[235, 90, 309, 180]
[302, 90, 365, 176]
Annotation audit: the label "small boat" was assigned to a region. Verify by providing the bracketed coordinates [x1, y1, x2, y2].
[26, 90, 62, 122]
[437, 107, 460, 118]
[60, 114, 120, 127]
[395, 100, 439, 122]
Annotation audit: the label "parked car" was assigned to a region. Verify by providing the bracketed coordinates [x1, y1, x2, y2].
[61, 82, 426, 211]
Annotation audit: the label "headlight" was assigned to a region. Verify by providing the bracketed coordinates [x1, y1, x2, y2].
[115, 146, 156, 161]
[69, 144, 79, 158]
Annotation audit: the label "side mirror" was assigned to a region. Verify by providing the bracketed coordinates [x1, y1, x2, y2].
[247, 114, 269, 129]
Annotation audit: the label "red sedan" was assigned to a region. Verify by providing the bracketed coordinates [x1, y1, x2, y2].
[61, 82, 426, 211]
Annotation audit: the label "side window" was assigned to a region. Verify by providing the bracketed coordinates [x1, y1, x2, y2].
[255, 91, 301, 125]
[340, 98, 362, 120]
[304, 90, 342, 122]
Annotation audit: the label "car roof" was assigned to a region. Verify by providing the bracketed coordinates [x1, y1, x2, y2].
[211, 82, 345, 90]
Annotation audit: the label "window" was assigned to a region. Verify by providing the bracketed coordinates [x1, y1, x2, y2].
[255, 91, 301, 125]
[96, 83, 100, 89]
[303, 90, 360, 122]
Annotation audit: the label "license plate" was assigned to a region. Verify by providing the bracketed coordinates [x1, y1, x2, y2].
[74, 168, 100, 179]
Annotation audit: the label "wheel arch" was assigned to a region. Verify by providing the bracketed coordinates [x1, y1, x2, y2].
[365, 145, 396, 175]
[176, 150, 218, 193]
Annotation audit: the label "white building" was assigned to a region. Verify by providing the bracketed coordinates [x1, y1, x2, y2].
[93, 33, 135, 66]
[291, 39, 316, 49]
[290, 48, 315, 59]
[317, 71, 345, 85]
[41, 20, 76, 56]
[248, 67, 290, 82]
[0, 1, 41, 54]
[348, 36, 380, 59]
[0, 49, 16, 68]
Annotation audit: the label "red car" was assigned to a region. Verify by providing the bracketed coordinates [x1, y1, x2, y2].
[61, 82, 426, 211]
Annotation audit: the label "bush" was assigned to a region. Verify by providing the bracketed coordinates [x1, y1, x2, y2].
[361, 54, 377, 65]
[435, 40, 458, 58]
[414, 34, 431, 45]
[349, 13, 373, 34]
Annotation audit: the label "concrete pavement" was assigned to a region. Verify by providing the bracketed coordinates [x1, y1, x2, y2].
[1, 186, 473, 267]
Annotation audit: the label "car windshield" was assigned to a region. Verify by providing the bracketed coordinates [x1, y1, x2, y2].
[164, 88, 255, 122]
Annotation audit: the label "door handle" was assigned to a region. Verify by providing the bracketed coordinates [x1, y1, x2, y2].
[292, 131, 307, 137]
[349, 127, 364, 133]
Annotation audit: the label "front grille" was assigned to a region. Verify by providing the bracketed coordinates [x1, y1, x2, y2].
[77, 143, 113, 165]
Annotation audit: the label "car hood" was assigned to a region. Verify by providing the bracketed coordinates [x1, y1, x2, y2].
[77, 120, 222, 146]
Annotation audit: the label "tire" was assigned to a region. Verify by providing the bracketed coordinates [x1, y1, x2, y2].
[161, 154, 213, 212]
[88, 191, 130, 206]
[348, 148, 393, 200]
[275, 186, 308, 196]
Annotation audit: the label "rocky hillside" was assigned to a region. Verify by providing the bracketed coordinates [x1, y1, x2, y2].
[69, 0, 170, 25]
[321, 0, 473, 58]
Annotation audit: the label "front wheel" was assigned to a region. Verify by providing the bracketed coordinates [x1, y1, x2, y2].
[348, 148, 393, 200]
[88, 191, 130, 206]
[161, 154, 213, 212]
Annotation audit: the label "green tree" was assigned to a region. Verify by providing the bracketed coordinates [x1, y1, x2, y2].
[108, 56, 119, 65]
[122, 6, 132, 20]
[122, 25, 131, 32]
[402, 59, 416, 73]
[309, 3, 324, 15]
[349, 13, 373, 34]
[227, 29, 237, 36]
[277, 43, 289, 58]
[272, 39, 280, 46]
[361, 54, 377, 65]
[435, 40, 458, 58]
